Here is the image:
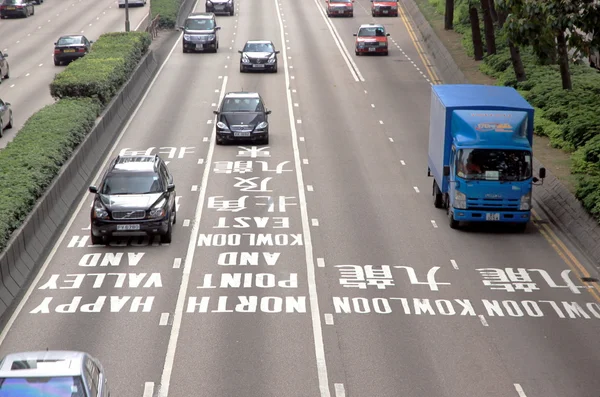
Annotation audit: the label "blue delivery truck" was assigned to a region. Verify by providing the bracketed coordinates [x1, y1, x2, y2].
[427, 84, 546, 231]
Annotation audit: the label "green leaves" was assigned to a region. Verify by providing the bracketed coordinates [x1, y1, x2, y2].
[151, 0, 183, 29]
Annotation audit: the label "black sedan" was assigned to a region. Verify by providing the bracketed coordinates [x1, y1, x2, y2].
[214, 92, 271, 145]
[0, 0, 34, 18]
[239, 40, 279, 73]
[0, 99, 13, 137]
[53, 35, 93, 66]
[0, 50, 9, 83]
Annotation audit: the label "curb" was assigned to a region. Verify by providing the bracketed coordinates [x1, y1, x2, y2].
[401, 0, 600, 268]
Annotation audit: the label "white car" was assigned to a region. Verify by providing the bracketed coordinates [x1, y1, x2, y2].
[118, 0, 146, 8]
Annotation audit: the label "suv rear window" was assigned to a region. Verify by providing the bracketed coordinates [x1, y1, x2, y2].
[101, 172, 163, 195]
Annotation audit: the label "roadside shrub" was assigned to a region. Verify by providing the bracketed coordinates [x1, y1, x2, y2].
[50, 31, 151, 105]
[0, 98, 101, 252]
[576, 174, 600, 221]
[151, 0, 183, 29]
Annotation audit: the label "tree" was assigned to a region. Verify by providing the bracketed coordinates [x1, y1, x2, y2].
[480, 0, 497, 55]
[488, 0, 498, 24]
[445, 0, 455, 30]
[469, 2, 485, 60]
[496, 2, 526, 82]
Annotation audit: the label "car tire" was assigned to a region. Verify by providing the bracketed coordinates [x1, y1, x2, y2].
[384, 51, 389, 56]
[4, 65, 9, 79]
[433, 180, 444, 209]
[355, 51, 359, 55]
[6, 112, 13, 129]
[90, 232, 105, 245]
[272, 63, 278, 73]
[230, 9, 234, 15]
[350, 12, 353, 17]
[262, 135, 269, 145]
[0, 121, 3, 137]
[514, 222, 527, 233]
[172, 207, 177, 225]
[216, 136, 224, 145]
[31, 7, 34, 15]
[161, 222, 173, 244]
[240, 64, 245, 73]
[54, 58, 60, 66]
[448, 207, 459, 229]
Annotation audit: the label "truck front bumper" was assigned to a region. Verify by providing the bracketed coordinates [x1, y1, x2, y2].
[452, 208, 530, 223]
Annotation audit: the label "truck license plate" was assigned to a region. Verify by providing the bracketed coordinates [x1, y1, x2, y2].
[486, 213, 500, 221]
[117, 224, 141, 231]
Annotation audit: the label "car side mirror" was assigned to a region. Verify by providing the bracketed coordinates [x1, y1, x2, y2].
[238, 50, 243, 53]
[266, 110, 272, 115]
[5, 102, 10, 106]
[386, 33, 390, 36]
[353, 33, 357, 36]
[178, 26, 184, 31]
[213, 110, 219, 115]
[167, 183, 175, 192]
[2, 53, 7, 58]
[539, 167, 546, 179]
[215, 26, 221, 30]
[53, 42, 57, 45]
[443, 166, 450, 177]
[89, 186, 98, 193]
[275, 50, 280, 54]
[90, 40, 94, 44]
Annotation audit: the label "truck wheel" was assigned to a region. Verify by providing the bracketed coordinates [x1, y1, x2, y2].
[433, 180, 444, 208]
[448, 210, 459, 229]
[514, 222, 527, 233]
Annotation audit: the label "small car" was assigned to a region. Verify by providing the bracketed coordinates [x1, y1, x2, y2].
[88, 154, 177, 245]
[0, 0, 34, 18]
[0, 351, 110, 397]
[205, 0, 233, 16]
[326, 0, 353, 17]
[180, 12, 221, 53]
[354, 24, 390, 56]
[214, 92, 271, 145]
[0, 98, 13, 136]
[371, 0, 398, 16]
[0, 50, 9, 82]
[118, 0, 146, 8]
[239, 40, 280, 73]
[53, 35, 93, 66]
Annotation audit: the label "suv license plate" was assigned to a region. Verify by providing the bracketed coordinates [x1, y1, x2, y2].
[234, 132, 251, 137]
[196, 44, 204, 50]
[117, 224, 141, 231]
[485, 213, 500, 221]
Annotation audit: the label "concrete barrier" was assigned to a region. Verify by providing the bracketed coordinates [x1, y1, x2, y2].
[0, 50, 160, 319]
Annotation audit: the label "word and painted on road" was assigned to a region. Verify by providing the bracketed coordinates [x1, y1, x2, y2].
[213, 160, 293, 174]
[185, 296, 306, 313]
[332, 297, 600, 320]
[197, 233, 303, 247]
[77, 252, 146, 267]
[30, 296, 155, 313]
[119, 147, 196, 159]
[213, 217, 290, 229]
[216, 252, 281, 266]
[337, 265, 591, 294]
[197, 273, 298, 288]
[38, 273, 163, 290]
[207, 195, 298, 213]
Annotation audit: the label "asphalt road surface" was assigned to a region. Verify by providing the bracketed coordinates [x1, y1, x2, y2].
[1, 0, 600, 396]
[0, 0, 149, 148]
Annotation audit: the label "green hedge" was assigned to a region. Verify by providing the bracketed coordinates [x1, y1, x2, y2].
[0, 98, 102, 252]
[50, 32, 151, 105]
[151, 0, 183, 29]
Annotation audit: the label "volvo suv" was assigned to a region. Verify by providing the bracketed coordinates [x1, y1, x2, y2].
[180, 12, 221, 53]
[88, 154, 177, 245]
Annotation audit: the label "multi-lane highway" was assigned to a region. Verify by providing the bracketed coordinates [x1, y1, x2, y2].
[0, 0, 148, 147]
[1, 0, 600, 396]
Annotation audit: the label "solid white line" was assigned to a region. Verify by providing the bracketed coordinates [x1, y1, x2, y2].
[159, 313, 169, 326]
[334, 383, 345, 397]
[158, 73, 228, 397]
[324, 313, 334, 325]
[514, 384, 527, 397]
[317, 258, 325, 267]
[450, 259, 459, 270]
[308, 0, 362, 82]
[479, 315, 489, 327]
[275, 0, 331, 395]
[0, 30, 186, 348]
[143, 382, 154, 397]
[173, 258, 182, 269]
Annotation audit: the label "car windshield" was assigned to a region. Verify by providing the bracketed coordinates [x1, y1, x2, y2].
[2, 0, 24, 4]
[456, 148, 532, 181]
[0, 376, 86, 397]
[358, 27, 385, 37]
[185, 19, 215, 30]
[101, 173, 163, 194]
[57, 37, 82, 45]
[331, 0, 352, 3]
[243, 43, 274, 53]
[221, 97, 263, 112]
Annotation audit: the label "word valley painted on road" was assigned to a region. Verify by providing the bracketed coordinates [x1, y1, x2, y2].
[38, 272, 163, 290]
[186, 296, 307, 313]
[197, 272, 298, 289]
[30, 296, 155, 313]
[332, 297, 600, 320]
[119, 147, 196, 159]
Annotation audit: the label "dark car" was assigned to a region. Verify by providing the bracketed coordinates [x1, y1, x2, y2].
[214, 92, 271, 145]
[239, 40, 280, 73]
[53, 35, 93, 66]
[205, 0, 233, 15]
[0, 0, 34, 18]
[180, 12, 221, 53]
[0, 98, 13, 137]
[0, 50, 9, 83]
[88, 154, 177, 245]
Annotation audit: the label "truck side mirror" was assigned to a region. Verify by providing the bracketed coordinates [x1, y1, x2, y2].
[443, 166, 450, 176]
[539, 167, 546, 179]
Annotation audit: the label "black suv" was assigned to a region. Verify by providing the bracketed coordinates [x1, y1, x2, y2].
[180, 12, 220, 53]
[214, 91, 271, 145]
[205, 0, 233, 15]
[88, 155, 177, 245]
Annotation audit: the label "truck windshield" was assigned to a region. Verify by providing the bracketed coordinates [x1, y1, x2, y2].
[456, 148, 532, 181]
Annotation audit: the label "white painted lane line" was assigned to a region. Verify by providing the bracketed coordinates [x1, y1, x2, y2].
[296, 119, 301, 123]
[211, 103, 216, 107]
[371, 104, 375, 108]
[276, 1, 331, 395]
[388, 137, 394, 142]
[143, 382, 154, 397]
[38, 63, 43, 67]
[514, 384, 527, 397]
[413, 186, 419, 193]
[379, 120, 384, 124]
[317, 258, 325, 267]
[294, 103, 299, 107]
[450, 259, 459, 270]
[400, 160, 406, 165]
[364, 90, 367, 94]
[159, 313, 169, 326]
[479, 315, 489, 327]
[334, 384, 345, 397]
[306, 185, 313, 191]
[324, 313, 334, 325]
[302, 159, 309, 164]
[292, 89, 296, 92]
[431, 220, 438, 228]
[299, 137, 305, 141]
[9, 84, 14, 88]
[198, 158, 204, 164]
[218, 75, 223, 79]
[291, 76, 295, 79]
[311, 219, 319, 226]
[207, 120, 212, 124]
[183, 219, 190, 227]
[214, 89, 219, 92]
[202, 137, 209, 142]
[173, 258, 182, 269]
[25, 73, 30, 77]
[191, 185, 198, 191]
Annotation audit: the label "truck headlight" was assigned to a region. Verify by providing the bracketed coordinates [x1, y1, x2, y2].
[520, 191, 532, 210]
[454, 190, 467, 209]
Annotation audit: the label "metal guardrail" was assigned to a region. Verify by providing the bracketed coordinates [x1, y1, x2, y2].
[146, 13, 160, 38]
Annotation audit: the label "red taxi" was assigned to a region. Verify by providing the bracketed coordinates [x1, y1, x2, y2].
[354, 24, 389, 56]
[326, 0, 354, 17]
[371, 0, 398, 16]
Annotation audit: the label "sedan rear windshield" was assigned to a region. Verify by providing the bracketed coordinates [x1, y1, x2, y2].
[2, 0, 25, 5]
[185, 19, 215, 30]
[57, 37, 82, 45]
[101, 173, 163, 195]
[221, 98, 264, 112]
[0, 376, 86, 397]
